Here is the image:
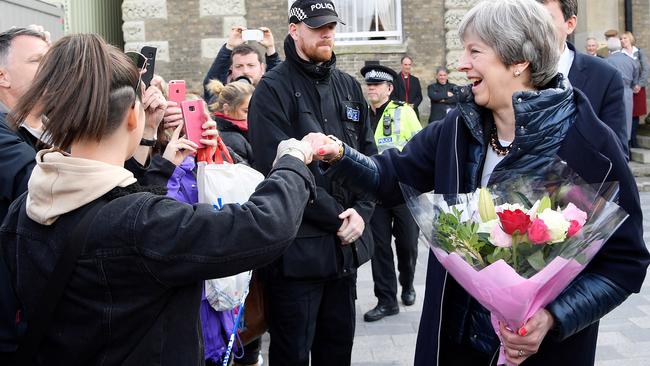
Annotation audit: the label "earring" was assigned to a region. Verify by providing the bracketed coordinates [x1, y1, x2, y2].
[514, 70, 521, 77]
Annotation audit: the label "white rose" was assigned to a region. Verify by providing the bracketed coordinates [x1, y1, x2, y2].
[537, 208, 570, 243]
[496, 203, 526, 213]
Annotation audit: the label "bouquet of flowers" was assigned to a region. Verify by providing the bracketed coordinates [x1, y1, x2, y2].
[400, 160, 628, 365]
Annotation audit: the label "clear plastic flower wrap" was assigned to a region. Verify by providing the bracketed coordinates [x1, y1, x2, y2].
[400, 159, 629, 366]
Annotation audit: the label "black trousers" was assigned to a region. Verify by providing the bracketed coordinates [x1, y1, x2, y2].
[266, 274, 356, 366]
[370, 204, 419, 307]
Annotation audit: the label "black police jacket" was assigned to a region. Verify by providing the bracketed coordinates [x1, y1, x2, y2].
[248, 35, 377, 280]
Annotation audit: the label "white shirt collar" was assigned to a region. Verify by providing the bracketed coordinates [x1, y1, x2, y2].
[622, 46, 638, 59]
[557, 44, 575, 79]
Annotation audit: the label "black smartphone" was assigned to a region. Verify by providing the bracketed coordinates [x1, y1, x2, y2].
[140, 46, 157, 88]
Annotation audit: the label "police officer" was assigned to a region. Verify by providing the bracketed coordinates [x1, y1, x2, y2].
[360, 64, 422, 322]
[248, 1, 377, 364]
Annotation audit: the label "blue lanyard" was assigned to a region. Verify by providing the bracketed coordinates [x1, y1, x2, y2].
[221, 294, 247, 366]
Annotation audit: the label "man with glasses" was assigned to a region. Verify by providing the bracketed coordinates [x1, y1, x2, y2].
[360, 63, 422, 322]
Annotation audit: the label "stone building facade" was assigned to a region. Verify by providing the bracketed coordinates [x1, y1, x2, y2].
[119, 0, 650, 122]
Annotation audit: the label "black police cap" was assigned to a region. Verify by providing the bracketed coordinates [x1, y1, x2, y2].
[360, 64, 398, 85]
[289, 0, 345, 28]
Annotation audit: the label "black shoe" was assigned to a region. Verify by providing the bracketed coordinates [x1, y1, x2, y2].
[401, 288, 416, 306]
[363, 304, 399, 322]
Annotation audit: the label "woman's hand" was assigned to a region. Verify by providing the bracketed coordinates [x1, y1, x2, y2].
[337, 208, 365, 245]
[198, 120, 219, 156]
[302, 132, 339, 161]
[163, 101, 184, 130]
[142, 82, 167, 136]
[500, 309, 555, 365]
[163, 123, 198, 166]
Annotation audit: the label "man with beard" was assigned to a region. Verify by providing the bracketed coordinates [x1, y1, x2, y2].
[248, 1, 377, 364]
[360, 64, 421, 322]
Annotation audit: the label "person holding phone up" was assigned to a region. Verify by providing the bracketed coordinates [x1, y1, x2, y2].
[1, 33, 316, 365]
[203, 25, 281, 101]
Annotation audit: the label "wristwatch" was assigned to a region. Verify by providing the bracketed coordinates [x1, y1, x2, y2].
[139, 137, 156, 147]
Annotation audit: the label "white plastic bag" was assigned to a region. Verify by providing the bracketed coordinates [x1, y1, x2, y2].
[197, 161, 264, 209]
[197, 149, 264, 311]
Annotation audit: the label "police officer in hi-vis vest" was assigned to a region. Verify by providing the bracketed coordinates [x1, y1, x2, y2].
[360, 64, 423, 322]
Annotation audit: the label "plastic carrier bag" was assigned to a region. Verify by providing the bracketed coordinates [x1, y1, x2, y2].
[197, 138, 264, 311]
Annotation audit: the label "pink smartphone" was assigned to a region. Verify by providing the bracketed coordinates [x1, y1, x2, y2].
[168, 80, 186, 105]
[180, 100, 207, 148]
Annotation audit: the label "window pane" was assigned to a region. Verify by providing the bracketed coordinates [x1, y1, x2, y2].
[288, 0, 402, 44]
[334, 0, 398, 33]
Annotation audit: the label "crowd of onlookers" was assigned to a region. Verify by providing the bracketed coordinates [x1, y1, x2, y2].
[0, 1, 648, 366]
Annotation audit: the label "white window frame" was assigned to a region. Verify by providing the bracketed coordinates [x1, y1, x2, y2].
[287, 0, 403, 46]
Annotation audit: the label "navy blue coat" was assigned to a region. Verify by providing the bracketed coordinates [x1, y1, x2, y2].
[326, 76, 649, 365]
[567, 42, 628, 155]
[0, 114, 35, 226]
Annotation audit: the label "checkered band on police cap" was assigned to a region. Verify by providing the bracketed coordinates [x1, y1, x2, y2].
[288, 0, 344, 27]
[289, 6, 308, 22]
[360, 64, 398, 84]
[365, 70, 393, 83]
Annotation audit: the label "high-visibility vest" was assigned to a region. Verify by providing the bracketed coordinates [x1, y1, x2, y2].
[373, 100, 422, 153]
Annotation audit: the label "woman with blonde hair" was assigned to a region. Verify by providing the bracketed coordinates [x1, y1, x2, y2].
[620, 31, 649, 148]
[207, 79, 255, 163]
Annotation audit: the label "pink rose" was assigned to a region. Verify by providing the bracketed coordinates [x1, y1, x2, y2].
[490, 223, 513, 248]
[562, 203, 587, 226]
[528, 219, 551, 245]
[567, 220, 582, 237]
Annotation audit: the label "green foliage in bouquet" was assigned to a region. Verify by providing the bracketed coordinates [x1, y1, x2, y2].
[433, 188, 588, 278]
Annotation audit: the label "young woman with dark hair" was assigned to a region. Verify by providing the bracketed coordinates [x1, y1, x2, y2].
[1, 33, 315, 365]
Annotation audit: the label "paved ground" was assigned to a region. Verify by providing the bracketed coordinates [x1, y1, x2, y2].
[261, 193, 650, 365]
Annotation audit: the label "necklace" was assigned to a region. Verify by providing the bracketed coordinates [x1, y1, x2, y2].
[489, 125, 512, 156]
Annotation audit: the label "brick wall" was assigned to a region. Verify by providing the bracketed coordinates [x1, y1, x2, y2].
[121, 0, 650, 120]
[332, 0, 446, 122]
[149, 0, 220, 93]
[632, 0, 650, 53]
[122, 0, 250, 94]
[246, 0, 287, 58]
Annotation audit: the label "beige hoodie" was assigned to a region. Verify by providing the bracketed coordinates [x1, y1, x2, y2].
[27, 149, 138, 225]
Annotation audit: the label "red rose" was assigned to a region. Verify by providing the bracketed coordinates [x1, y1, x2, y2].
[497, 209, 531, 235]
[567, 220, 582, 237]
